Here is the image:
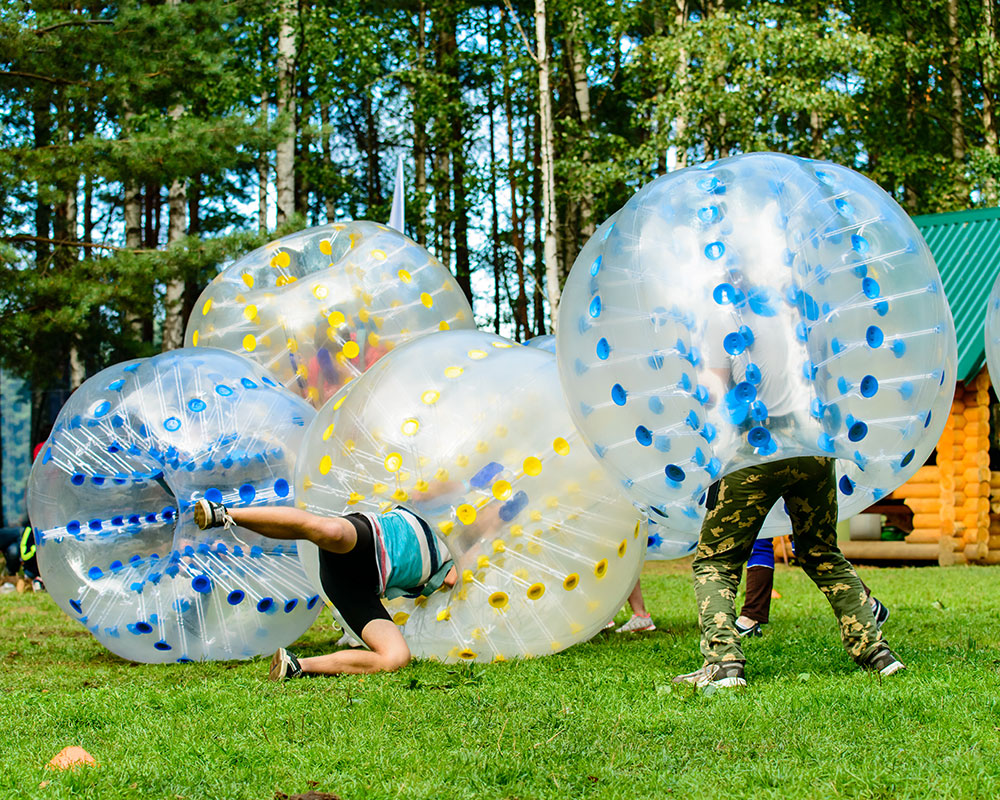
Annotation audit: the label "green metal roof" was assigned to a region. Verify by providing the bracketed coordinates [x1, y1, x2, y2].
[913, 207, 1000, 384]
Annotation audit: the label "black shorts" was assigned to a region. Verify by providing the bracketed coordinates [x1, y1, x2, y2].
[317, 513, 391, 637]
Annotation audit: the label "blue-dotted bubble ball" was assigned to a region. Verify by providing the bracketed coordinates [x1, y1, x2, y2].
[295, 330, 645, 663]
[184, 221, 475, 409]
[27, 348, 320, 663]
[557, 152, 957, 522]
[984, 272, 1000, 387]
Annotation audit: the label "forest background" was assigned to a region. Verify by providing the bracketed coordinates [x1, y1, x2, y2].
[2, 0, 1000, 443]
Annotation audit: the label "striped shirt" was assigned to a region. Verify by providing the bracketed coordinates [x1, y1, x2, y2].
[361, 508, 452, 599]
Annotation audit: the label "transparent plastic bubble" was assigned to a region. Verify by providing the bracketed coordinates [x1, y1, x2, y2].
[296, 330, 644, 662]
[985, 273, 1000, 386]
[27, 348, 320, 663]
[185, 221, 476, 408]
[558, 153, 957, 524]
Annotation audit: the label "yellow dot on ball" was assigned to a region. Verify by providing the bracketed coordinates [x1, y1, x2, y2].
[618, 539, 628, 557]
[477, 555, 490, 569]
[527, 583, 545, 600]
[523, 456, 542, 476]
[475, 441, 489, 453]
[202, 298, 214, 315]
[458, 649, 477, 660]
[367, 332, 380, 348]
[492, 480, 512, 500]
[422, 389, 440, 405]
[242, 273, 254, 288]
[392, 488, 408, 502]
[398, 268, 412, 283]
[392, 611, 409, 625]
[634, 520, 642, 538]
[563, 573, 580, 591]
[319, 239, 332, 255]
[444, 366, 463, 379]
[439, 521, 454, 535]
[371, 248, 387, 260]
[313, 285, 328, 300]
[420, 292, 433, 308]
[328, 310, 346, 327]
[437, 608, 451, 621]
[358, 307, 370, 323]
[342, 341, 360, 359]
[372, 483, 387, 494]
[347, 491, 365, 504]
[510, 525, 523, 537]
[242, 334, 256, 352]
[401, 418, 419, 436]
[468, 349, 487, 360]
[287, 338, 298, 354]
[333, 394, 348, 410]
[492, 340, 514, 348]
[492, 540, 506, 553]
[455, 454, 469, 467]
[553, 437, 571, 456]
[319, 455, 332, 474]
[321, 424, 335, 441]
[488, 591, 509, 610]
[415, 479, 429, 492]
[594, 559, 608, 579]
[384, 452, 403, 472]
[457, 504, 477, 524]
[191, 330, 200, 346]
[243, 304, 258, 321]
[439, 321, 450, 331]
[434, 468, 449, 482]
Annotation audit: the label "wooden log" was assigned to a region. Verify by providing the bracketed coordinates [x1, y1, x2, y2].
[989, 534, 1000, 548]
[964, 541, 991, 562]
[964, 466, 991, 484]
[904, 529, 940, 544]
[975, 369, 991, 390]
[950, 415, 967, 430]
[912, 465, 941, 482]
[913, 513, 943, 529]
[938, 536, 960, 566]
[902, 498, 943, 514]
[893, 484, 941, 500]
[964, 406, 989, 422]
[964, 546, 1000, 564]
[839, 541, 940, 561]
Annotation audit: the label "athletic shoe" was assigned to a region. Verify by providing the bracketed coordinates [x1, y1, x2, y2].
[193, 498, 234, 530]
[870, 596, 890, 629]
[269, 647, 305, 681]
[615, 613, 656, 633]
[604, 618, 617, 630]
[0, 582, 14, 595]
[861, 645, 905, 677]
[31, 577, 45, 593]
[735, 619, 763, 638]
[672, 661, 746, 689]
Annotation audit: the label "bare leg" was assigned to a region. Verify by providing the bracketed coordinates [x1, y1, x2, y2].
[227, 506, 357, 554]
[627, 579, 648, 616]
[298, 619, 411, 675]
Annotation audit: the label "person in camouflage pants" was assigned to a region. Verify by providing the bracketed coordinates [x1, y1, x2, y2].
[676, 455, 903, 688]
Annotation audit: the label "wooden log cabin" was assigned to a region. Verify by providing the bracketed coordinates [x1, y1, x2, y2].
[839, 207, 1000, 565]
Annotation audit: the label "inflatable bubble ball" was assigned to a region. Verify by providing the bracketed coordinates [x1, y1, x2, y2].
[985, 272, 1000, 386]
[185, 220, 476, 408]
[27, 348, 321, 663]
[557, 152, 957, 523]
[295, 330, 645, 662]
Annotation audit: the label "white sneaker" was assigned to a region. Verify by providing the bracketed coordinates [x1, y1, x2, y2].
[672, 661, 746, 689]
[615, 614, 656, 633]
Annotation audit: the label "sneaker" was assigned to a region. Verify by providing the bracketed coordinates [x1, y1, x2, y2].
[615, 614, 656, 633]
[870, 596, 890, 629]
[269, 647, 305, 681]
[673, 661, 746, 689]
[604, 618, 617, 630]
[193, 498, 234, 530]
[735, 618, 763, 638]
[861, 645, 905, 677]
[31, 578, 45, 593]
[0, 582, 14, 595]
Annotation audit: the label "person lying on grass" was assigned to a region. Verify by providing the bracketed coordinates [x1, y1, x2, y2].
[194, 499, 456, 680]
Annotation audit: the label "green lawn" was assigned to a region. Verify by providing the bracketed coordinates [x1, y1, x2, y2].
[4, 561, 1000, 800]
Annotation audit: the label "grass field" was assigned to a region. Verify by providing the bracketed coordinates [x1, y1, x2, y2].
[4, 560, 1000, 800]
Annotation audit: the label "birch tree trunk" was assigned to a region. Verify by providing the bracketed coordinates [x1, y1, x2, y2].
[947, 0, 968, 201]
[567, 6, 594, 239]
[980, 0, 999, 204]
[161, 0, 187, 353]
[275, 0, 296, 225]
[674, 0, 689, 168]
[414, 2, 428, 245]
[535, 0, 560, 328]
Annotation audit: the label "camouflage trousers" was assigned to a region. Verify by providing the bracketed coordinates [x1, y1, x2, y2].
[692, 456, 882, 666]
